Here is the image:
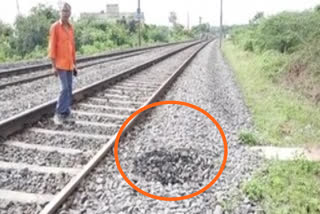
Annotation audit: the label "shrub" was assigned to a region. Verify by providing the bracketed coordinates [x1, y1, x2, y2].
[239, 131, 259, 146]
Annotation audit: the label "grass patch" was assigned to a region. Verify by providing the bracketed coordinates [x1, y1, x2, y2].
[239, 131, 260, 146]
[222, 41, 320, 146]
[244, 160, 320, 214]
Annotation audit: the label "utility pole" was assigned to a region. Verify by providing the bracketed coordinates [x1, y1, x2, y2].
[137, 0, 141, 46]
[187, 12, 190, 30]
[199, 16, 202, 25]
[219, 0, 223, 48]
[16, 0, 21, 15]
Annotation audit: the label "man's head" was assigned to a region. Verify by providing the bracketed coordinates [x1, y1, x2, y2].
[60, 2, 71, 23]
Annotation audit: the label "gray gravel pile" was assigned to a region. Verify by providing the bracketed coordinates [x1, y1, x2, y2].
[117, 103, 226, 200]
[0, 42, 192, 121]
[54, 41, 263, 214]
[134, 148, 217, 186]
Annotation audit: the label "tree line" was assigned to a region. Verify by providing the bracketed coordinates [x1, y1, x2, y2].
[0, 4, 213, 63]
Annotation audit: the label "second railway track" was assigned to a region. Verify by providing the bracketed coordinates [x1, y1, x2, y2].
[0, 41, 199, 122]
[0, 41, 195, 90]
[0, 51, 147, 90]
[0, 40, 211, 214]
[0, 40, 194, 77]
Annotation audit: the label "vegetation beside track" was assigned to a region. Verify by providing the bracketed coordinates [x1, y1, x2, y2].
[244, 160, 320, 214]
[0, 4, 212, 63]
[223, 5, 320, 214]
[223, 41, 320, 147]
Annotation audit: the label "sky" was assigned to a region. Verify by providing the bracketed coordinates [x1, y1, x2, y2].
[0, 0, 319, 27]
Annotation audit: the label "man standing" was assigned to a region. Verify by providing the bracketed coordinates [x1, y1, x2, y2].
[49, 2, 76, 125]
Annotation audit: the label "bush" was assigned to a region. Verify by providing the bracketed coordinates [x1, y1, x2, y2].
[260, 50, 288, 79]
[13, 4, 59, 57]
[244, 160, 320, 213]
[239, 131, 259, 146]
[230, 10, 320, 54]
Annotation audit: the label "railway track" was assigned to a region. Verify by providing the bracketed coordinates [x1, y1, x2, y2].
[0, 40, 210, 214]
[0, 40, 202, 137]
[0, 51, 146, 90]
[0, 41, 193, 90]
[0, 41, 200, 122]
[0, 40, 194, 78]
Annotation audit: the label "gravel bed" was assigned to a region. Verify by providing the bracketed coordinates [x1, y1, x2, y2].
[0, 51, 148, 85]
[0, 42, 198, 212]
[9, 131, 106, 151]
[0, 58, 49, 72]
[117, 105, 225, 198]
[34, 118, 120, 137]
[0, 144, 90, 168]
[0, 169, 70, 194]
[0, 42, 181, 71]
[0, 42, 193, 121]
[100, 88, 154, 97]
[94, 93, 147, 102]
[74, 105, 135, 116]
[72, 113, 127, 125]
[54, 41, 263, 214]
[0, 200, 45, 214]
[0, 71, 50, 85]
[116, 82, 160, 89]
[93, 94, 148, 105]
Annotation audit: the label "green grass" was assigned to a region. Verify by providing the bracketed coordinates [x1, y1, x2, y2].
[223, 40, 320, 214]
[223, 41, 320, 146]
[244, 160, 320, 214]
[239, 130, 260, 146]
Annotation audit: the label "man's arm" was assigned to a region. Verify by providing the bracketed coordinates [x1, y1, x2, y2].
[48, 25, 58, 77]
[72, 27, 76, 69]
[50, 58, 58, 77]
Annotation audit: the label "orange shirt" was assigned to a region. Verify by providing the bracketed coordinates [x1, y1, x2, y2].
[48, 20, 76, 71]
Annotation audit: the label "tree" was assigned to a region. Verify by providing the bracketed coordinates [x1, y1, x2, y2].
[128, 20, 138, 33]
[12, 4, 59, 56]
[169, 11, 177, 26]
[0, 21, 13, 37]
[250, 12, 264, 25]
[192, 23, 210, 35]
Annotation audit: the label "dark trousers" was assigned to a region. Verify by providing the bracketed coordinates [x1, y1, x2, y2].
[56, 70, 73, 117]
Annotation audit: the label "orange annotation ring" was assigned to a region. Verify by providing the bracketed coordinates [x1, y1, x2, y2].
[114, 101, 228, 201]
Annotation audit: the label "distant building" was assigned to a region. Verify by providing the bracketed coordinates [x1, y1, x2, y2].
[106, 4, 119, 18]
[80, 4, 145, 23]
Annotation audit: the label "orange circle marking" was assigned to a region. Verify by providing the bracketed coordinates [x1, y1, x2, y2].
[114, 100, 228, 201]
